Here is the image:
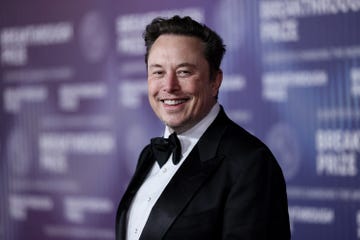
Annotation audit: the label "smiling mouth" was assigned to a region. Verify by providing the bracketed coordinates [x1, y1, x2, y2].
[162, 99, 187, 105]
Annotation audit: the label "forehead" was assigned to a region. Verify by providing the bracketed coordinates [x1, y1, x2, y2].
[148, 34, 206, 63]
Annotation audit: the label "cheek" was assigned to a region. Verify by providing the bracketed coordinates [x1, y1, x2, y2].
[184, 80, 202, 94]
[148, 80, 158, 96]
[193, 82, 211, 98]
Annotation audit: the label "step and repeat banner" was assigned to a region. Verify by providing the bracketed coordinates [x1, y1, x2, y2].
[1, 0, 360, 239]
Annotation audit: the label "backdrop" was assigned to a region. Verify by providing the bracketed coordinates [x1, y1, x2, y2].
[1, 0, 360, 239]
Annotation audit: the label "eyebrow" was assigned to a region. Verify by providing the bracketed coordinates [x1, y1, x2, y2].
[148, 63, 196, 69]
[148, 64, 162, 69]
[177, 63, 196, 68]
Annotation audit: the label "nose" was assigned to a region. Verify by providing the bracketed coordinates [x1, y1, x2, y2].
[163, 71, 180, 92]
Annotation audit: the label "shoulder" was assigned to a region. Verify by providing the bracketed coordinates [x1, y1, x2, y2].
[221, 118, 269, 156]
[212, 109, 270, 156]
[216, 113, 283, 179]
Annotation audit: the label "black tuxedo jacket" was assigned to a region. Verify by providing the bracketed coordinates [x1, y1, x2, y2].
[116, 108, 290, 240]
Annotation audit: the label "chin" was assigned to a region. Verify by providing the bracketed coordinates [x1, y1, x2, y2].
[163, 120, 182, 130]
[164, 121, 181, 129]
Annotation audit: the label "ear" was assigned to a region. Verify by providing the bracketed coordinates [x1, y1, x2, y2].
[211, 69, 223, 97]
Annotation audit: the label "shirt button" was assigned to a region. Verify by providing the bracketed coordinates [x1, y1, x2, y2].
[162, 167, 167, 173]
[147, 197, 152, 202]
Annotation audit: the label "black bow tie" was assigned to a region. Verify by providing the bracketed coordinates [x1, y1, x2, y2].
[150, 132, 182, 168]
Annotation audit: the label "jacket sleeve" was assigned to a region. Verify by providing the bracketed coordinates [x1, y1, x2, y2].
[222, 147, 291, 240]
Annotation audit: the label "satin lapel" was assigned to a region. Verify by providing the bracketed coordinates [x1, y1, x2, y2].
[140, 108, 229, 240]
[140, 149, 223, 240]
[115, 145, 155, 240]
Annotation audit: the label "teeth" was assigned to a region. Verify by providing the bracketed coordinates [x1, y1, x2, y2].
[163, 99, 185, 105]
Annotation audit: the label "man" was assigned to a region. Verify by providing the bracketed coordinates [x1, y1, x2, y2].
[116, 15, 290, 240]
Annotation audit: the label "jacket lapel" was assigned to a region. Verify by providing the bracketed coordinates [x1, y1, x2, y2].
[140, 108, 229, 240]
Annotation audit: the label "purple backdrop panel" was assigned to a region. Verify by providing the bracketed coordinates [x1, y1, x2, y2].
[1, 0, 360, 239]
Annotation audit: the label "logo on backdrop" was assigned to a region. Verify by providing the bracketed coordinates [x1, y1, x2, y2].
[78, 11, 109, 63]
[266, 122, 301, 181]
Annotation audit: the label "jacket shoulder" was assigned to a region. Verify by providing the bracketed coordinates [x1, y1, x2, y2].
[215, 114, 283, 178]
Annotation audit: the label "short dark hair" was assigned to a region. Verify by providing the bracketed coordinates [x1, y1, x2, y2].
[143, 15, 226, 79]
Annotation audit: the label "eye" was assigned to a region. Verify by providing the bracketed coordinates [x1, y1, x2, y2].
[177, 69, 191, 78]
[151, 70, 164, 78]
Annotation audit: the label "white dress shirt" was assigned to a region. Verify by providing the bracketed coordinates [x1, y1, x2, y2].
[126, 103, 220, 240]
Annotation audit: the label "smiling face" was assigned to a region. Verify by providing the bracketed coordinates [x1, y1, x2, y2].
[147, 34, 222, 133]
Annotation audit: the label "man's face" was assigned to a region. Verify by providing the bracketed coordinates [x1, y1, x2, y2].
[147, 34, 222, 133]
